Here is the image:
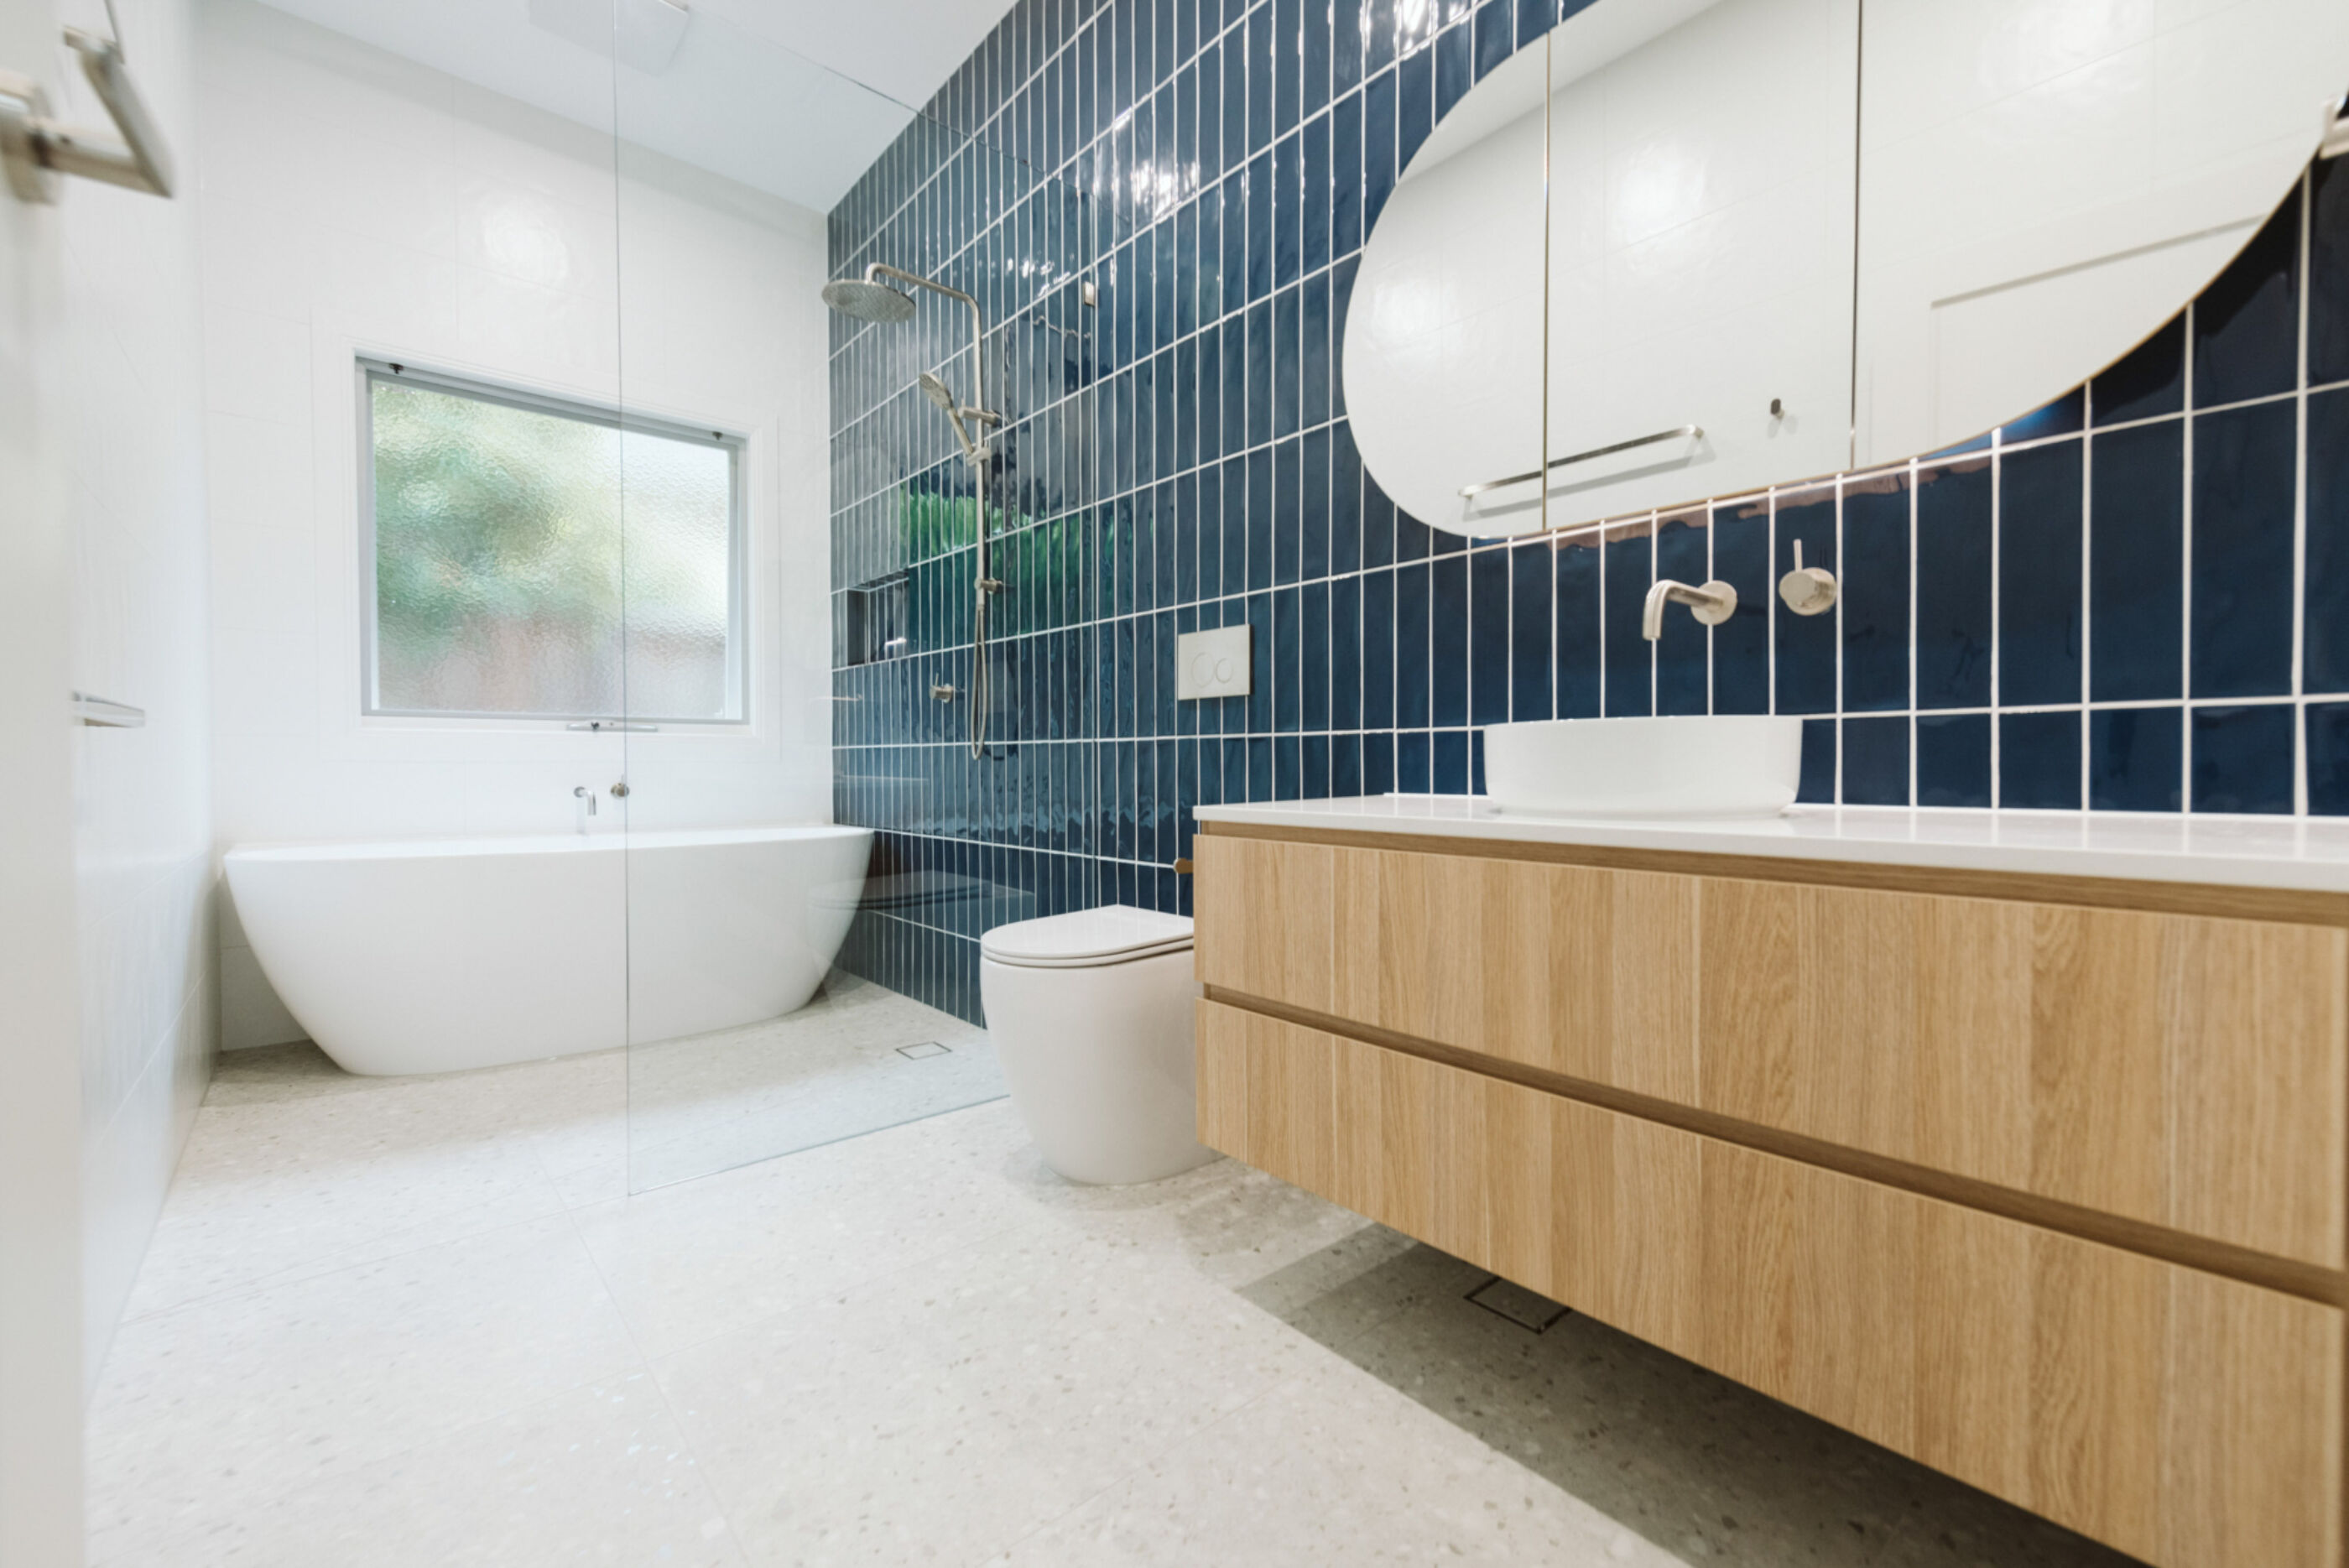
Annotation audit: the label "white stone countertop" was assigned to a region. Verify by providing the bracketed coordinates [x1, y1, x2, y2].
[1192, 795, 2349, 893]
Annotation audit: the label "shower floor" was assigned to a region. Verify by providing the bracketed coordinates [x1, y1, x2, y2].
[84, 996, 2135, 1567]
[625, 971, 1003, 1190]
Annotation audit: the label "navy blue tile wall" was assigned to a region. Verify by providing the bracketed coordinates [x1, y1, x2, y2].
[828, 0, 2349, 1023]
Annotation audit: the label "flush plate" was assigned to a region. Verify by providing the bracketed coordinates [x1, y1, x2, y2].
[1176, 625, 1253, 700]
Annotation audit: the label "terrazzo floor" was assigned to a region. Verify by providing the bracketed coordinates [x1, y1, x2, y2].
[86, 1003, 2142, 1566]
[625, 973, 1005, 1190]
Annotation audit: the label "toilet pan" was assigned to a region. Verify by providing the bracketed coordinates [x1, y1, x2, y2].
[979, 905, 1216, 1185]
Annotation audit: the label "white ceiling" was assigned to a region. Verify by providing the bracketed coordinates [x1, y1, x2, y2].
[253, 0, 1022, 211]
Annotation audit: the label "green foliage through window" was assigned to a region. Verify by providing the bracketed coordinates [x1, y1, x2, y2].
[367, 369, 739, 721]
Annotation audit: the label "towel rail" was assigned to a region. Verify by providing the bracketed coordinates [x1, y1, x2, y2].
[1459, 424, 1704, 501]
[0, 23, 174, 204]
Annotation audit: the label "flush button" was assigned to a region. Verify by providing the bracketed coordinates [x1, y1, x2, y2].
[1174, 625, 1253, 700]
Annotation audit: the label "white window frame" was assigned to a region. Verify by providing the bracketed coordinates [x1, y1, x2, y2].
[356, 356, 751, 727]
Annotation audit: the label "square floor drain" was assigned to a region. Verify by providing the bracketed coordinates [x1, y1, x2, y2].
[1466, 1274, 1570, 1333]
[895, 1041, 951, 1060]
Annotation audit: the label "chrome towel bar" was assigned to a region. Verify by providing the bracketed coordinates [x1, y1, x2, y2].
[72, 691, 144, 727]
[1460, 424, 1704, 500]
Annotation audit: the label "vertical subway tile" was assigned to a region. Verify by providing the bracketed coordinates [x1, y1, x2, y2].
[1301, 269, 1332, 429]
[1273, 584, 1302, 733]
[1997, 440, 2083, 706]
[2091, 706, 2182, 813]
[1841, 716, 1909, 806]
[1796, 718, 1835, 805]
[1711, 497, 1770, 715]
[1362, 565, 1395, 729]
[1773, 486, 1837, 716]
[1555, 533, 1602, 718]
[1654, 511, 1709, 716]
[2306, 703, 2349, 815]
[1430, 551, 1467, 727]
[1395, 39, 1432, 172]
[1331, 570, 1362, 731]
[2315, 162, 2349, 387]
[1840, 471, 1910, 712]
[2088, 419, 2184, 701]
[1509, 538, 1552, 721]
[1602, 518, 1653, 717]
[1300, 424, 1331, 580]
[1469, 546, 1511, 727]
[1362, 68, 1396, 231]
[2190, 399, 2295, 698]
[2190, 704, 2294, 814]
[1913, 457, 1992, 709]
[1915, 713, 1992, 809]
[1331, 419, 1364, 574]
[1435, 14, 1471, 121]
[1473, 0, 1512, 80]
[1396, 728, 1430, 793]
[2304, 388, 2349, 691]
[1301, 578, 1331, 732]
[1999, 711, 2081, 810]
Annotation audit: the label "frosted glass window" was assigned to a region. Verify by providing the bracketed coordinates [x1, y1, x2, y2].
[362, 363, 743, 722]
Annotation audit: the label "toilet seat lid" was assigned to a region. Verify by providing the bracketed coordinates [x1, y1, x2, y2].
[980, 904, 1194, 968]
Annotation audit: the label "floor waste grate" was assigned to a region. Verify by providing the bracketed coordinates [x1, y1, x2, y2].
[1465, 1274, 1570, 1333]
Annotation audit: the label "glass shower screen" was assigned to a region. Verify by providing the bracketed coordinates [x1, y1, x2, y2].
[612, 11, 1098, 1190]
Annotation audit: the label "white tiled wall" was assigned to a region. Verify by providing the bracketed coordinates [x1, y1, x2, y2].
[58, 0, 217, 1383]
[195, 0, 836, 1047]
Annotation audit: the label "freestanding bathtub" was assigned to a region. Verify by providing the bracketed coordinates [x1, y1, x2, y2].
[224, 825, 874, 1076]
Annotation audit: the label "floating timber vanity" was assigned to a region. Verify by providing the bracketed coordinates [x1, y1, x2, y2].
[1190, 797, 2349, 1568]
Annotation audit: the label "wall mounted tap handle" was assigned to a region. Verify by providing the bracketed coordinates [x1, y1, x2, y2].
[1779, 539, 1839, 617]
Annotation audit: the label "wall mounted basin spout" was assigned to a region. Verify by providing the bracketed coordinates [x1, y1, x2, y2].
[1642, 578, 1738, 640]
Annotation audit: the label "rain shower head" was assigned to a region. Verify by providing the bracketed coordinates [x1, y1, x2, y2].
[820, 275, 916, 324]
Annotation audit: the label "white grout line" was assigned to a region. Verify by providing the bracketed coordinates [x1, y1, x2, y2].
[2295, 168, 2314, 816]
[2181, 296, 2198, 806]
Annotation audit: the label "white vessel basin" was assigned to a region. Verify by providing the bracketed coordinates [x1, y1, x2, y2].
[1482, 716, 1805, 819]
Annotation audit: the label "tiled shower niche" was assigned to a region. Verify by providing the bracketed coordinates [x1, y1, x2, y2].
[830, 0, 2349, 1024]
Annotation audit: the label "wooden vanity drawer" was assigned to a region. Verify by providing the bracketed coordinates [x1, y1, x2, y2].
[1193, 831, 2349, 1268]
[1197, 999, 2346, 1568]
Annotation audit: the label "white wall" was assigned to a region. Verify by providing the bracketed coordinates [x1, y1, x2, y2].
[55, 0, 217, 1389]
[0, 0, 93, 1543]
[195, 0, 836, 1048]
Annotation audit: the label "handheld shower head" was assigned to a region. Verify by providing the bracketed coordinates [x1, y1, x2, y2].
[820, 275, 917, 324]
[919, 371, 983, 464]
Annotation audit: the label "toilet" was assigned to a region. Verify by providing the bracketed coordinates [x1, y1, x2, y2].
[979, 904, 1218, 1185]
